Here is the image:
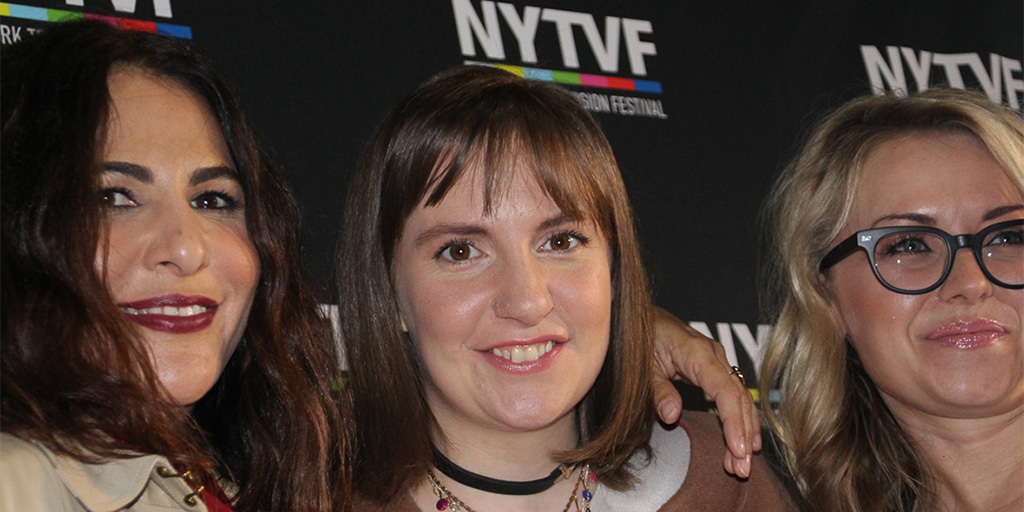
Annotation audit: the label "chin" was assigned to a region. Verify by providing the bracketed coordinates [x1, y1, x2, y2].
[158, 370, 221, 407]
[486, 396, 577, 432]
[920, 380, 1024, 419]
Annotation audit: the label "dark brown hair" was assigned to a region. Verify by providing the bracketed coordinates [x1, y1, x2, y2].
[1, 20, 348, 512]
[338, 65, 655, 502]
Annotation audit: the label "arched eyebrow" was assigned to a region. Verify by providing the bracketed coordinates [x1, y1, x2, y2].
[983, 204, 1023, 221]
[413, 224, 486, 247]
[538, 213, 578, 231]
[189, 165, 237, 186]
[103, 161, 151, 182]
[102, 162, 237, 186]
[871, 204, 1024, 228]
[870, 212, 935, 227]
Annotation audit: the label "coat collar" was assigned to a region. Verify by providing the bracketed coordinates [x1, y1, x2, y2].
[43, 444, 173, 510]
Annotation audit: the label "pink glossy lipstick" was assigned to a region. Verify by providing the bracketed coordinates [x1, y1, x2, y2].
[925, 319, 1007, 349]
[118, 294, 217, 334]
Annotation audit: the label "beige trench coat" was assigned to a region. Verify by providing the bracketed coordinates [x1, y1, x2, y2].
[0, 433, 216, 512]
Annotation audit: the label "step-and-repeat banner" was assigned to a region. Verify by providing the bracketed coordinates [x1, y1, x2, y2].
[3, 1, 1021, 391]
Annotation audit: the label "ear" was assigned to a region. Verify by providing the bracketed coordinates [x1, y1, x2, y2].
[393, 281, 410, 333]
[396, 301, 409, 333]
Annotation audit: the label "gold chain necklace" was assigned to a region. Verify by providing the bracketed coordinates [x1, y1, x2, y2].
[427, 464, 595, 512]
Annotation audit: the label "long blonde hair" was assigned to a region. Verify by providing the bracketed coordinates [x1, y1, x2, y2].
[759, 88, 1024, 512]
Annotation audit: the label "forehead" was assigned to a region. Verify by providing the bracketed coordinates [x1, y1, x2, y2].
[851, 131, 1021, 227]
[103, 69, 229, 169]
[422, 161, 561, 219]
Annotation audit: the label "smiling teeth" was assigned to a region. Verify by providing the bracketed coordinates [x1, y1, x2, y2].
[120, 305, 209, 316]
[492, 341, 555, 363]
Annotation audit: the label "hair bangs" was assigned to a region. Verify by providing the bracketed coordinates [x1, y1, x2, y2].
[420, 96, 615, 240]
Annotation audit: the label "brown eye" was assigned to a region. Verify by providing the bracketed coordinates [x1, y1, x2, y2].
[549, 233, 573, 250]
[449, 243, 472, 260]
[100, 188, 137, 208]
[190, 191, 237, 210]
[542, 231, 587, 252]
[436, 240, 481, 262]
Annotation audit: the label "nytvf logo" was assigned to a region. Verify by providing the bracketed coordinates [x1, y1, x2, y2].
[452, 0, 657, 77]
[861, 45, 1024, 110]
[64, 0, 174, 18]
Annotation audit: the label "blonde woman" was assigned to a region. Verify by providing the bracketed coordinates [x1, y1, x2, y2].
[760, 88, 1023, 511]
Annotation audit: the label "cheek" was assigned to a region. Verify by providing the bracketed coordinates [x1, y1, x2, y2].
[829, 267, 922, 370]
[220, 229, 260, 295]
[398, 270, 491, 349]
[94, 222, 144, 295]
[212, 226, 261, 342]
[836, 284, 918, 339]
[555, 263, 612, 326]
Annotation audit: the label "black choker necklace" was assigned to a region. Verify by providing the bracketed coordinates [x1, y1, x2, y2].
[431, 446, 571, 496]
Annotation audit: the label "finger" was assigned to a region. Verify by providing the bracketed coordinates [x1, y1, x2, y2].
[736, 454, 752, 479]
[709, 347, 759, 462]
[653, 372, 682, 424]
[715, 348, 760, 462]
[716, 386, 750, 471]
[708, 367, 762, 471]
[742, 378, 755, 453]
[711, 368, 762, 468]
[749, 390, 763, 452]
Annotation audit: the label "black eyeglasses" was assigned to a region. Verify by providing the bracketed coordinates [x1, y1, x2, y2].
[819, 219, 1024, 294]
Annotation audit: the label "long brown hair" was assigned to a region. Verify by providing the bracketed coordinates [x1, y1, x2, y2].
[1, 20, 349, 512]
[338, 65, 655, 502]
[759, 88, 1024, 512]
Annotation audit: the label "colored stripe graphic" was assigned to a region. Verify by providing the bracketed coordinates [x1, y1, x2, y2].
[466, 61, 663, 94]
[1, 3, 191, 39]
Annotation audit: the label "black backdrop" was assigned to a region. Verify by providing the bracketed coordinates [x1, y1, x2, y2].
[3, 0, 1022, 388]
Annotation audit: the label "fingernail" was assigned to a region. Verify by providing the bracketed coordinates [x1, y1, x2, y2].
[739, 455, 751, 478]
[754, 433, 762, 452]
[658, 400, 678, 421]
[737, 436, 746, 456]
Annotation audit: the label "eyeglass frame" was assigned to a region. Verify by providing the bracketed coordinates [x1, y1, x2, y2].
[818, 218, 1024, 295]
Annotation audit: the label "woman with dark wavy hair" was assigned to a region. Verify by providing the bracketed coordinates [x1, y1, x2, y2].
[1, 20, 347, 511]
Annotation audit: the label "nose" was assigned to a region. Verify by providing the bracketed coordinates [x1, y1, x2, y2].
[144, 206, 209, 276]
[492, 250, 554, 326]
[937, 248, 993, 303]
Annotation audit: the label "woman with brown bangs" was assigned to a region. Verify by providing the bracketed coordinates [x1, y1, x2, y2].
[1, 20, 347, 511]
[340, 65, 795, 511]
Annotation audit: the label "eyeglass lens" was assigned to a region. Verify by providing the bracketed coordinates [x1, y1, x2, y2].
[873, 226, 1023, 291]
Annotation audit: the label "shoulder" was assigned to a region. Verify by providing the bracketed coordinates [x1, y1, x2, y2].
[0, 433, 207, 512]
[589, 419, 690, 512]
[0, 433, 81, 511]
[657, 411, 796, 511]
